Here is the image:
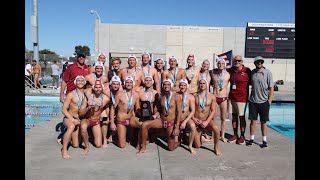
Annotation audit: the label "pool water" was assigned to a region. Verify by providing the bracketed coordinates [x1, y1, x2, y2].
[268, 103, 295, 140]
[25, 96, 61, 132]
[245, 102, 295, 140]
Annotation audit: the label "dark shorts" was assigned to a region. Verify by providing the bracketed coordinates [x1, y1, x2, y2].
[248, 101, 270, 121]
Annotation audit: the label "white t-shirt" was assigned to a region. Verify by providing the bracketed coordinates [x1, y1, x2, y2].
[25, 64, 32, 76]
[51, 64, 60, 76]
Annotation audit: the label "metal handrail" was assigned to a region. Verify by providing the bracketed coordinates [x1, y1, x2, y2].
[25, 76, 43, 93]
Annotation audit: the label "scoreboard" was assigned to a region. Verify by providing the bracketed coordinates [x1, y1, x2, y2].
[245, 22, 295, 58]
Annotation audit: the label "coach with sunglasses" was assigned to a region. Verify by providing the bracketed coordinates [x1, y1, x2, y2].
[226, 55, 251, 145]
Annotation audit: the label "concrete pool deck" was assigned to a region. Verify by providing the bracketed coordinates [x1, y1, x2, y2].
[25, 114, 294, 180]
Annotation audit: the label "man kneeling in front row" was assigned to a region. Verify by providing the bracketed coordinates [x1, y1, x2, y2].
[192, 78, 221, 156]
[136, 79, 182, 156]
[79, 79, 110, 155]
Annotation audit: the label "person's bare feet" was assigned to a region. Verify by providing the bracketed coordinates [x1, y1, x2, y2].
[201, 135, 211, 143]
[188, 146, 196, 155]
[61, 149, 71, 159]
[136, 148, 148, 156]
[214, 147, 222, 156]
[102, 143, 108, 148]
[204, 133, 212, 140]
[220, 137, 226, 143]
[107, 136, 113, 143]
[136, 143, 141, 150]
[82, 147, 90, 155]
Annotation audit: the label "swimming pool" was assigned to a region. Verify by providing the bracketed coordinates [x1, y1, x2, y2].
[268, 103, 295, 140]
[25, 96, 61, 132]
[245, 102, 295, 140]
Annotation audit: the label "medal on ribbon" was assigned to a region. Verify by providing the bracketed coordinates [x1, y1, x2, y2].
[181, 93, 188, 113]
[217, 70, 226, 92]
[124, 90, 133, 114]
[170, 67, 178, 86]
[198, 91, 208, 113]
[164, 91, 172, 117]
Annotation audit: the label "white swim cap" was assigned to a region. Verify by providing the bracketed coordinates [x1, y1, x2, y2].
[217, 58, 226, 66]
[144, 76, 154, 84]
[124, 76, 135, 86]
[94, 61, 104, 69]
[128, 54, 137, 60]
[74, 75, 86, 85]
[162, 79, 174, 88]
[110, 76, 122, 85]
[198, 78, 208, 87]
[141, 52, 150, 59]
[179, 79, 189, 88]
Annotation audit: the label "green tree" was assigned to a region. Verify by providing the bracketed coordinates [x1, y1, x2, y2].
[74, 45, 91, 56]
[39, 49, 56, 54]
[38, 49, 59, 63]
[25, 49, 59, 63]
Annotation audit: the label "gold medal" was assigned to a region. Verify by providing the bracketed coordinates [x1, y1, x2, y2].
[127, 110, 130, 114]
[165, 112, 169, 117]
[202, 109, 204, 113]
[182, 110, 184, 113]
[219, 88, 223, 91]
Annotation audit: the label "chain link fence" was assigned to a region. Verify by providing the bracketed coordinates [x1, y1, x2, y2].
[25, 53, 97, 77]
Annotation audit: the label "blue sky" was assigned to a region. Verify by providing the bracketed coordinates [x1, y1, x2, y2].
[25, 0, 295, 57]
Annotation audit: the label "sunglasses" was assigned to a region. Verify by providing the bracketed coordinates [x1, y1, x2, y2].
[234, 60, 242, 62]
[255, 61, 264, 64]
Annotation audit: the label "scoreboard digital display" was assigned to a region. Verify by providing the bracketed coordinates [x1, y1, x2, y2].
[245, 22, 295, 58]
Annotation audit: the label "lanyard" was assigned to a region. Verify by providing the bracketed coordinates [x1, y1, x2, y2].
[198, 91, 208, 111]
[144, 88, 153, 103]
[91, 93, 103, 107]
[186, 66, 195, 79]
[124, 90, 133, 112]
[110, 90, 116, 105]
[170, 67, 178, 85]
[164, 91, 173, 114]
[216, 70, 226, 90]
[181, 93, 188, 112]
[201, 72, 209, 80]
[141, 65, 150, 76]
[74, 89, 84, 109]
[94, 73, 102, 81]
[113, 69, 117, 76]
[127, 67, 137, 80]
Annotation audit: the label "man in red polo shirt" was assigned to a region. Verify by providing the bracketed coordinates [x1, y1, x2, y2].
[227, 55, 251, 145]
[60, 53, 90, 103]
